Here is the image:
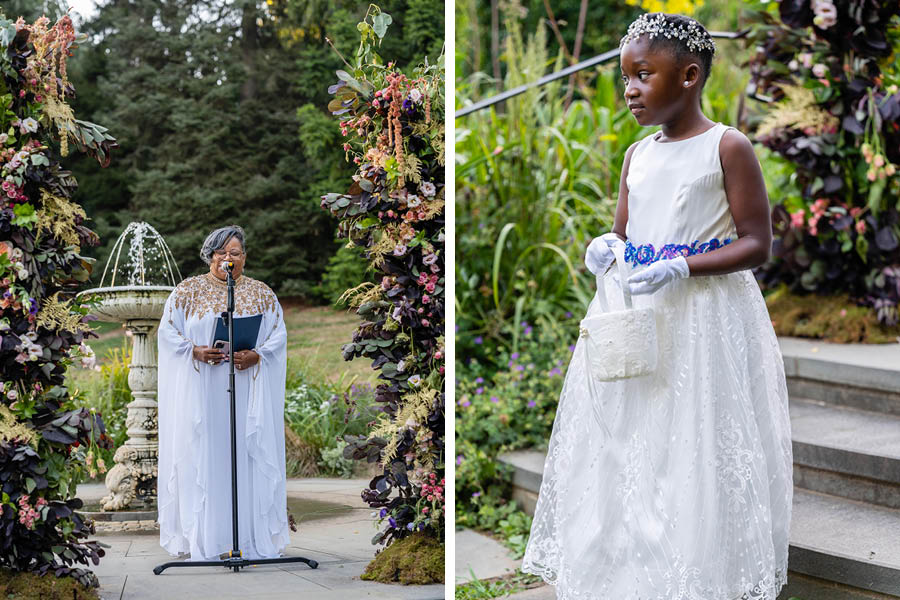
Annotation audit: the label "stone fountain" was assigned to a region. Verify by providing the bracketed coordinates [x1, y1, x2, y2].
[79, 222, 181, 512]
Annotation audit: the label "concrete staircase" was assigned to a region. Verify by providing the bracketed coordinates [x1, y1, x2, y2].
[499, 337, 900, 599]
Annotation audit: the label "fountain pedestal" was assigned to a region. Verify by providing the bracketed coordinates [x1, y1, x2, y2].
[101, 318, 160, 511]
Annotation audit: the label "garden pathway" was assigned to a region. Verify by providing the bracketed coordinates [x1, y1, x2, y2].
[76, 478, 445, 600]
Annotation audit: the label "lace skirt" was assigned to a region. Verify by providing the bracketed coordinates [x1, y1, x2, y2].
[521, 269, 793, 600]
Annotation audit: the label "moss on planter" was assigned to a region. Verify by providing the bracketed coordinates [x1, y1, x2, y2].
[0, 568, 100, 600]
[360, 532, 444, 584]
[766, 287, 899, 344]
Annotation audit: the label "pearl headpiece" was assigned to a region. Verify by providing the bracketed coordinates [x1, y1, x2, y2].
[619, 13, 716, 54]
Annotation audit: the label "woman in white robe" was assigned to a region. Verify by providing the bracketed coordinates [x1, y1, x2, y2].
[157, 225, 290, 561]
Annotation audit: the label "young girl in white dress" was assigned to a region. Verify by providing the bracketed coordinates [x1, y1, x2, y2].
[521, 13, 793, 600]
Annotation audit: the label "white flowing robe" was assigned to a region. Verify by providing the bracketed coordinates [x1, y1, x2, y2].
[157, 273, 290, 561]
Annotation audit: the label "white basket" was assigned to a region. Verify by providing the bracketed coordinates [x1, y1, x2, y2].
[579, 243, 658, 382]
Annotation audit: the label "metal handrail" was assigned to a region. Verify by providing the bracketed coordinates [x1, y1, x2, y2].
[455, 29, 749, 118]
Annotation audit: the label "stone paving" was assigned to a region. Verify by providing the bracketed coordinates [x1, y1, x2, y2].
[77, 478, 446, 600]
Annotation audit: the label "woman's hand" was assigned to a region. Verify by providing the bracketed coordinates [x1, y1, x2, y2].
[233, 350, 260, 371]
[193, 345, 225, 365]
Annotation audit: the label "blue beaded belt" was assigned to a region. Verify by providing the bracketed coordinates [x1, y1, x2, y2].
[624, 237, 732, 266]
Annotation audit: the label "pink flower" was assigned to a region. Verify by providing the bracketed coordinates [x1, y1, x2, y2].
[790, 210, 805, 229]
[422, 294, 430, 303]
[421, 319, 430, 327]
[425, 282, 435, 293]
[856, 220, 867, 235]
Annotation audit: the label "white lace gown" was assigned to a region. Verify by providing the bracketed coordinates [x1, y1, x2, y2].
[157, 274, 291, 561]
[522, 123, 793, 599]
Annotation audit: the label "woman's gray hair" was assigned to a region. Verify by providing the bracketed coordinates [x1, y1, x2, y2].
[200, 225, 246, 264]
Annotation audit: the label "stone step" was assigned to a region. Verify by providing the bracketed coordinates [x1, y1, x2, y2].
[498, 450, 900, 598]
[791, 397, 900, 509]
[790, 489, 900, 597]
[779, 337, 900, 416]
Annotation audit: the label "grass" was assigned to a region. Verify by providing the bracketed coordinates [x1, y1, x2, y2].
[455, 570, 542, 600]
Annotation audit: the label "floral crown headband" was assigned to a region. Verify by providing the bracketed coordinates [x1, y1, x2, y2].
[619, 13, 716, 55]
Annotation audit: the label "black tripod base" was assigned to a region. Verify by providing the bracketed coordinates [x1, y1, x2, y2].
[153, 555, 318, 575]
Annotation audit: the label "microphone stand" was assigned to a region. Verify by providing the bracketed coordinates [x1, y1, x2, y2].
[154, 263, 318, 574]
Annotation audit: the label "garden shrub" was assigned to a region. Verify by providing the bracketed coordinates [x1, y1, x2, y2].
[744, 0, 900, 326]
[456, 321, 572, 536]
[283, 372, 377, 478]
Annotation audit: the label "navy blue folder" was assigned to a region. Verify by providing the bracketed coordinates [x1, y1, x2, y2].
[211, 313, 262, 352]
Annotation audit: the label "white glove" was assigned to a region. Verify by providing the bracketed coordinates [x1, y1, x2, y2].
[585, 232, 625, 275]
[627, 256, 690, 295]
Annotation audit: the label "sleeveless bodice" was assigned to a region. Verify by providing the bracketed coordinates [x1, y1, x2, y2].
[624, 122, 737, 266]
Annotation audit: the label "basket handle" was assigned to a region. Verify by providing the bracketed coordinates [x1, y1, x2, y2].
[594, 241, 632, 313]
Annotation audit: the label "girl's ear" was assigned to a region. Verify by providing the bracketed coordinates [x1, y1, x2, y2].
[682, 62, 702, 89]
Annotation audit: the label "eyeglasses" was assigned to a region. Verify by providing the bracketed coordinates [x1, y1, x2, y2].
[214, 250, 244, 259]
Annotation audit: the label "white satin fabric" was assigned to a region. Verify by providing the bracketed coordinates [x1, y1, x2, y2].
[157, 274, 290, 561]
[522, 123, 793, 599]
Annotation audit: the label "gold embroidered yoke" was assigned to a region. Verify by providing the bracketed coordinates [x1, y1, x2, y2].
[172, 274, 278, 320]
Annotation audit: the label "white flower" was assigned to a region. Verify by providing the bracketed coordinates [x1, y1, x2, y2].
[407, 374, 422, 387]
[17, 268, 28, 279]
[397, 359, 406, 372]
[393, 244, 407, 256]
[419, 181, 436, 197]
[406, 195, 421, 208]
[788, 60, 799, 71]
[437, 232, 445, 242]
[799, 52, 813, 69]
[408, 88, 423, 103]
[812, 0, 837, 29]
[0, 134, 7, 144]
[812, 63, 828, 78]
[22, 118, 37, 133]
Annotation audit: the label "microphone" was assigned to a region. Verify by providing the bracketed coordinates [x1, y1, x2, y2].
[224, 261, 235, 273]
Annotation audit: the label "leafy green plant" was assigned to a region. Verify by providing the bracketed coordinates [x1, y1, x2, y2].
[72, 344, 131, 480]
[314, 241, 374, 306]
[456, 323, 573, 531]
[317, 440, 356, 478]
[283, 367, 378, 470]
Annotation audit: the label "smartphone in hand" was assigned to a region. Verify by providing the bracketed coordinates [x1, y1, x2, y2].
[213, 340, 230, 357]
